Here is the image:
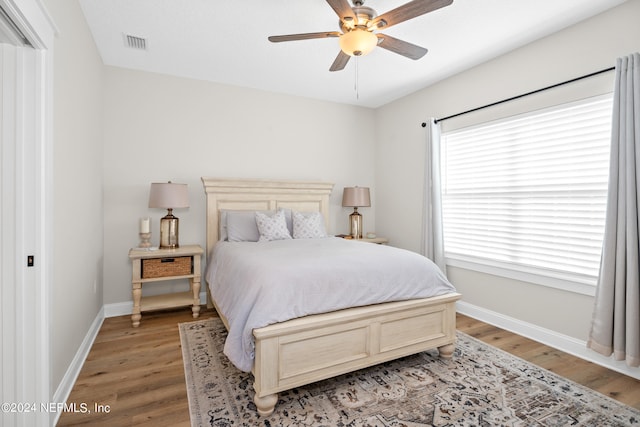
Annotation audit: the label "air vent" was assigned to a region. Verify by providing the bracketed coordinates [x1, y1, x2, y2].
[125, 34, 147, 50]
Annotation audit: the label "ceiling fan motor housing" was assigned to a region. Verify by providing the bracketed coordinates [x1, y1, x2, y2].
[340, 5, 377, 31]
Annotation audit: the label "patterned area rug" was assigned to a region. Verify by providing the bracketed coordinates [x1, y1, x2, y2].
[179, 317, 640, 426]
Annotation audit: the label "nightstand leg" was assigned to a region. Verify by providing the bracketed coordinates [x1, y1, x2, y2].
[191, 278, 201, 318]
[132, 282, 142, 327]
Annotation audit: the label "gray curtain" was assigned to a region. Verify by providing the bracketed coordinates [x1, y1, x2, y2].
[421, 118, 447, 274]
[588, 52, 640, 367]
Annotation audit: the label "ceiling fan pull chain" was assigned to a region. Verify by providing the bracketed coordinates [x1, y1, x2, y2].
[354, 57, 359, 100]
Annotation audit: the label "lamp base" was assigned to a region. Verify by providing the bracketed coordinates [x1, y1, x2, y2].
[349, 208, 363, 239]
[159, 210, 179, 249]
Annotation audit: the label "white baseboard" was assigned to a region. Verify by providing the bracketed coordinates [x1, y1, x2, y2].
[51, 306, 105, 426]
[456, 301, 640, 380]
[103, 300, 134, 317]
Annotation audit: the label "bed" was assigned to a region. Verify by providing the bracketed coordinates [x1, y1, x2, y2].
[201, 177, 461, 416]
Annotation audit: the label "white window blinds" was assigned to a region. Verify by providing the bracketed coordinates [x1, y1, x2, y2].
[441, 93, 613, 286]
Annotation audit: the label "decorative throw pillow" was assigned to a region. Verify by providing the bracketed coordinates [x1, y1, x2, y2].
[255, 210, 292, 241]
[292, 211, 327, 239]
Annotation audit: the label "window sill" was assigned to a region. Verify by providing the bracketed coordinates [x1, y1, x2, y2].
[445, 256, 597, 297]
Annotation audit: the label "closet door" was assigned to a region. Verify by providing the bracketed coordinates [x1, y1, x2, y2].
[1, 2, 52, 425]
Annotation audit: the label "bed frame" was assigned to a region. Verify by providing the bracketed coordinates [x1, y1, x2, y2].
[202, 177, 461, 416]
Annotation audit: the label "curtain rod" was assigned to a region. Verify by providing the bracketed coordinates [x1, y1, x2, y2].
[423, 66, 615, 127]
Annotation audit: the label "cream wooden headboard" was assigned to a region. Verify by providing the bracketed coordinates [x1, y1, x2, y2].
[201, 177, 335, 259]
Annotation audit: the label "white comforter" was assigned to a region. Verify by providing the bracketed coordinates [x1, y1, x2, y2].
[206, 237, 456, 372]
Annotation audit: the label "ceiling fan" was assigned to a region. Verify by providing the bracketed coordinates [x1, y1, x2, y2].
[268, 0, 454, 72]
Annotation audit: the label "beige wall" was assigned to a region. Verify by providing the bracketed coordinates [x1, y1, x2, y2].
[375, 0, 640, 341]
[44, 0, 105, 393]
[102, 68, 376, 304]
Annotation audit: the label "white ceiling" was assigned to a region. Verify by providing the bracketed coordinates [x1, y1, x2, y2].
[78, 0, 626, 108]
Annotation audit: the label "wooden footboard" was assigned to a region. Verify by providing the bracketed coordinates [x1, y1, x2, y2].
[251, 292, 461, 416]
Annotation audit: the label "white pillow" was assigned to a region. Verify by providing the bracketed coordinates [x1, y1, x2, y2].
[255, 210, 292, 241]
[292, 211, 328, 239]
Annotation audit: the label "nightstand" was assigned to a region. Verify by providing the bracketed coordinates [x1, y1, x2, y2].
[337, 235, 389, 244]
[358, 237, 388, 244]
[128, 244, 203, 327]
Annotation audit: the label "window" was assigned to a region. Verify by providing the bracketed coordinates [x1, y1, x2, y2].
[441, 94, 613, 292]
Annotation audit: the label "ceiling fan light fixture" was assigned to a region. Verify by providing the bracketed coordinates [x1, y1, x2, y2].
[339, 29, 377, 57]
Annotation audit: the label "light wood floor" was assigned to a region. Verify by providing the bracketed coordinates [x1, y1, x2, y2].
[57, 308, 640, 426]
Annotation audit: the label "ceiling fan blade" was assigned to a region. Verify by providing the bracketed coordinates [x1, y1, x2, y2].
[329, 51, 350, 72]
[268, 31, 341, 43]
[371, 0, 453, 30]
[326, 0, 356, 23]
[376, 33, 428, 60]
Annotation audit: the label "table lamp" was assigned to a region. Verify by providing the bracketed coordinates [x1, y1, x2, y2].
[342, 186, 370, 239]
[148, 181, 189, 249]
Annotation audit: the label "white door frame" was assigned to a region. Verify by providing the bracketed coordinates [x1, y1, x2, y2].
[0, 1, 55, 426]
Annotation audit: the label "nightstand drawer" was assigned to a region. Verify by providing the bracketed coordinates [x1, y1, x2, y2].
[141, 256, 193, 278]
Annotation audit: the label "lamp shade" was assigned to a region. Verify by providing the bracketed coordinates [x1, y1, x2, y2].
[148, 182, 189, 209]
[339, 29, 377, 57]
[342, 187, 371, 207]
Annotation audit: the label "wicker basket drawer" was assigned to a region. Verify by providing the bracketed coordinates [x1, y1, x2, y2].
[141, 256, 193, 279]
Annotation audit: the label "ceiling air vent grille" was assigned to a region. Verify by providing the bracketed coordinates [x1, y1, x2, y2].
[125, 34, 147, 50]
